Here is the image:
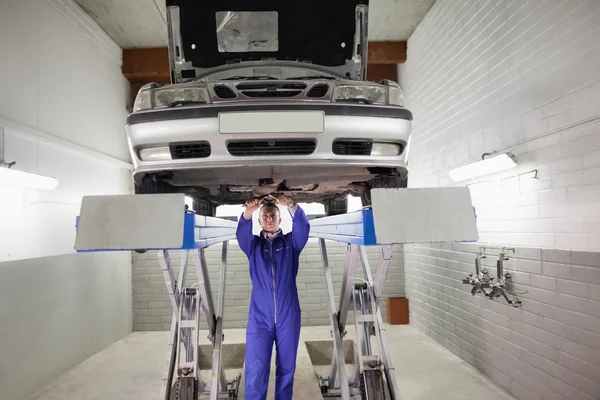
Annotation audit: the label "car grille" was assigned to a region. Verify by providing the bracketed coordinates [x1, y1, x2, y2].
[227, 140, 316, 156]
[170, 142, 211, 159]
[306, 84, 330, 98]
[213, 85, 236, 99]
[332, 140, 373, 156]
[236, 83, 307, 98]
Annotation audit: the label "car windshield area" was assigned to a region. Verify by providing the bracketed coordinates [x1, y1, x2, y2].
[197, 65, 341, 82]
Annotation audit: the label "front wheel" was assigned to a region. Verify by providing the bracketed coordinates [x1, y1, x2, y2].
[324, 196, 348, 216]
[134, 175, 173, 194]
[361, 175, 408, 206]
[192, 200, 217, 217]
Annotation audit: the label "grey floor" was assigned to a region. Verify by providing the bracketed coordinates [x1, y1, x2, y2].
[29, 325, 514, 400]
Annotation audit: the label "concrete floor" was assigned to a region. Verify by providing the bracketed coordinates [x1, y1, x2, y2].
[29, 325, 515, 400]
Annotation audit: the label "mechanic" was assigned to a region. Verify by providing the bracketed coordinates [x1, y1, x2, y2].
[236, 194, 310, 400]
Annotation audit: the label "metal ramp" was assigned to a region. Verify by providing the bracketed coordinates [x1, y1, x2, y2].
[74, 188, 478, 400]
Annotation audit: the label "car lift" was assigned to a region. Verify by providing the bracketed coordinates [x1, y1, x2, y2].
[74, 188, 478, 400]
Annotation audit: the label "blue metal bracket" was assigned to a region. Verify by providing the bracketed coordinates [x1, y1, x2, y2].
[308, 209, 378, 246]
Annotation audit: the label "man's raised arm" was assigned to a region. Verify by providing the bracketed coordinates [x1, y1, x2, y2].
[278, 195, 310, 252]
[236, 198, 260, 256]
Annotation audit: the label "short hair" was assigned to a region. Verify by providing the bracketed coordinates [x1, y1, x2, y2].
[259, 202, 280, 219]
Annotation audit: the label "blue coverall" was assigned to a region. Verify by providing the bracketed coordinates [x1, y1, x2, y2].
[236, 204, 310, 400]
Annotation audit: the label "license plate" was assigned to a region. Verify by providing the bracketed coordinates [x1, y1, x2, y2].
[219, 111, 324, 133]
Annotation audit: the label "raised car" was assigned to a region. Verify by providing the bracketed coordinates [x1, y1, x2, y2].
[126, 0, 412, 216]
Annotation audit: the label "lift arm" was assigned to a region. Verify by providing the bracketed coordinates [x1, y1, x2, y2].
[73, 187, 478, 400]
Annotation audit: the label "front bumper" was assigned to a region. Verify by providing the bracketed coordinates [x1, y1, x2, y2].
[126, 102, 412, 184]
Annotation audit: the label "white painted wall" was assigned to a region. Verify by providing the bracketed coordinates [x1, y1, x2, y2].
[0, 252, 132, 400]
[0, 1, 133, 399]
[0, 0, 132, 261]
[0, 0, 129, 162]
[400, 0, 600, 251]
[0, 125, 132, 261]
[400, 1, 600, 400]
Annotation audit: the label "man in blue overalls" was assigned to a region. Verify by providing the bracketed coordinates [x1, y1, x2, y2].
[236, 195, 310, 400]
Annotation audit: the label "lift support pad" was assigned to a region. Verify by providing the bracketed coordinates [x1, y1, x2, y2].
[370, 187, 478, 244]
[74, 187, 477, 252]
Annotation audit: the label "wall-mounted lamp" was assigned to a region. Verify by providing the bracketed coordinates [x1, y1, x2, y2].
[0, 128, 58, 190]
[0, 167, 58, 190]
[449, 152, 517, 182]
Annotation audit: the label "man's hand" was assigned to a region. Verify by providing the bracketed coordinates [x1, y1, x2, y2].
[243, 198, 261, 219]
[276, 194, 295, 208]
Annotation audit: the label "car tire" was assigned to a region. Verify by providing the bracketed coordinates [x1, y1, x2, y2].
[192, 200, 217, 217]
[360, 190, 372, 207]
[325, 196, 348, 216]
[135, 175, 173, 194]
[361, 175, 408, 207]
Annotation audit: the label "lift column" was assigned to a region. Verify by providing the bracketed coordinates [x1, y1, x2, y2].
[74, 193, 241, 400]
[309, 187, 479, 400]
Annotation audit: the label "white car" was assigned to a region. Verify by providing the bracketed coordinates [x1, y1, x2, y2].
[126, 0, 412, 216]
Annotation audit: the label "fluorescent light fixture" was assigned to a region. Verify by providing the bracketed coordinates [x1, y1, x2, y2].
[0, 167, 58, 190]
[449, 152, 517, 182]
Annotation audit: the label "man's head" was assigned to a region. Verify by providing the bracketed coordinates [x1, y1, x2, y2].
[259, 202, 282, 233]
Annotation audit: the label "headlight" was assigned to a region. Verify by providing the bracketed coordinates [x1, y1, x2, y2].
[333, 83, 387, 104]
[133, 89, 152, 112]
[387, 85, 405, 107]
[333, 82, 405, 107]
[153, 85, 211, 108]
[132, 83, 212, 113]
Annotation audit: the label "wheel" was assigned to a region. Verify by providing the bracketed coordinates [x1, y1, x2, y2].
[361, 175, 408, 207]
[324, 196, 348, 216]
[192, 199, 217, 217]
[134, 175, 173, 194]
[361, 190, 372, 207]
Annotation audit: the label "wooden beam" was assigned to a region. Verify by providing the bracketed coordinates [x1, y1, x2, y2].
[367, 41, 407, 64]
[123, 48, 170, 83]
[123, 41, 406, 83]
[366, 64, 398, 82]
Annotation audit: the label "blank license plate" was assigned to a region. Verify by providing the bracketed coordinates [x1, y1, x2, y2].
[219, 111, 324, 133]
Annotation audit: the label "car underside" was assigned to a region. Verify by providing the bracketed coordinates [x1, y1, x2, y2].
[135, 164, 407, 215]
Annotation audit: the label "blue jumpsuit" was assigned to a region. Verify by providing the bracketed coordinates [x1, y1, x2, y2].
[236, 205, 310, 400]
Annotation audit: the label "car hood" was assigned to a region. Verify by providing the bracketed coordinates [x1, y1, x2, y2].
[165, 0, 369, 82]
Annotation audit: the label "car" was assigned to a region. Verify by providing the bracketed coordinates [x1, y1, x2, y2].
[126, 0, 412, 216]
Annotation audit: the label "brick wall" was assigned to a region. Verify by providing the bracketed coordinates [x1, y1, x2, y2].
[405, 243, 600, 400]
[400, 0, 600, 250]
[399, 1, 600, 399]
[132, 241, 404, 331]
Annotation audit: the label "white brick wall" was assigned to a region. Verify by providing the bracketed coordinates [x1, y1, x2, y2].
[132, 241, 404, 331]
[399, 1, 600, 399]
[405, 243, 600, 400]
[400, 0, 600, 251]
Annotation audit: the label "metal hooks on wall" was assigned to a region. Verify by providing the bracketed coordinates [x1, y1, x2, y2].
[462, 246, 522, 307]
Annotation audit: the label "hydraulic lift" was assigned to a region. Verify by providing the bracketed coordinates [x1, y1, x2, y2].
[74, 188, 478, 400]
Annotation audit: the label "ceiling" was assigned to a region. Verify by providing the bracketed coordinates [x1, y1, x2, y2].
[73, 0, 437, 49]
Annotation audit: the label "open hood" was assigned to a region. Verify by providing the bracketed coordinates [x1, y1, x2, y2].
[165, 0, 369, 83]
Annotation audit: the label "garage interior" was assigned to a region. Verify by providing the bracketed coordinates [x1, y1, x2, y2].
[1, 1, 599, 400]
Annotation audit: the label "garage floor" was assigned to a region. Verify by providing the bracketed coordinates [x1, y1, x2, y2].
[29, 325, 514, 400]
